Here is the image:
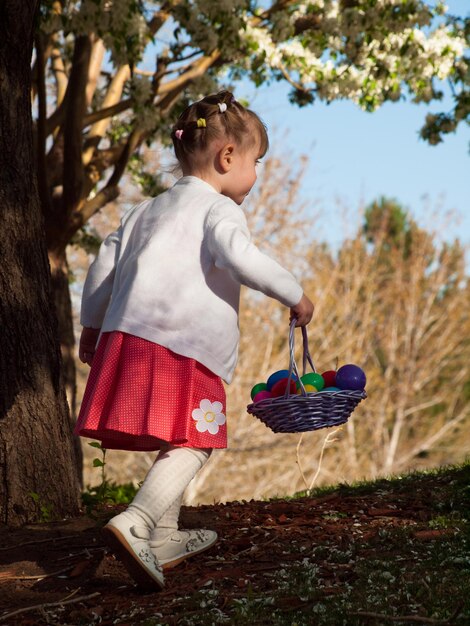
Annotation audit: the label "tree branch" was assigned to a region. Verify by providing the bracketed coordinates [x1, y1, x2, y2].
[62, 35, 92, 218]
[35, 32, 52, 217]
[349, 605, 463, 624]
[45, 99, 66, 138]
[76, 128, 143, 231]
[82, 64, 131, 166]
[80, 8, 171, 164]
[0, 593, 101, 624]
[86, 36, 105, 107]
[156, 49, 221, 99]
[76, 185, 120, 225]
[82, 99, 133, 127]
[148, 7, 172, 34]
[31, 35, 52, 103]
[277, 63, 310, 92]
[89, 144, 127, 172]
[50, 35, 68, 109]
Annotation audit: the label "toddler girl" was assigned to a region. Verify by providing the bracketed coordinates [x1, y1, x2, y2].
[75, 90, 314, 590]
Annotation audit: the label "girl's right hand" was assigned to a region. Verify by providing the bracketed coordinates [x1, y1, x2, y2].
[79, 327, 100, 366]
[290, 294, 314, 327]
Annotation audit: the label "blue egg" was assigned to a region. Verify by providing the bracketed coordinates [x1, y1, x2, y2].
[266, 369, 297, 390]
[322, 386, 341, 392]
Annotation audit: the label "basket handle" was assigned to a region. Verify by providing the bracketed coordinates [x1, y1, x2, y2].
[285, 318, 316, 398]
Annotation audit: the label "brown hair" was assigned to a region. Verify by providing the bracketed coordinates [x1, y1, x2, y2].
[171, 91, 269, 168]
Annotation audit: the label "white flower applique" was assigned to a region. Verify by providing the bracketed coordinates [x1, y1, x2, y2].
[192, 400, 226, 435]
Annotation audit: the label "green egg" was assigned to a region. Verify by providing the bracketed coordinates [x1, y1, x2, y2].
[300, 372, 325, 391]
[250, 382, 268, 400]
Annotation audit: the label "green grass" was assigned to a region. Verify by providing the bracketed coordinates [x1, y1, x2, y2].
[140, 461, 470, 626]
[291, 460, 470, 503]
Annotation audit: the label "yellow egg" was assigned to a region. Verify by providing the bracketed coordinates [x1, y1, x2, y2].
[297, 384, 318, 395]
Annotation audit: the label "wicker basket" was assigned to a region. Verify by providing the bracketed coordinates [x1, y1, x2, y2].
[246, 320, 367, 433]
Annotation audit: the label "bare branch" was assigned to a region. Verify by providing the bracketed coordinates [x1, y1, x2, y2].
[277, 63, 311, 93]
[148, 7, 172, 34]
[78, 185, 120, 224]
[86, 36, 106, 107]
[45, 100, 66, 138]
[156, 49, 221, 100]
[35, 32, 52, 216]
[78, 128, 143, 228]
[50, 35, 68, 109]
[82, 99, 133, 127]
[62, 35, 92, 217]
[89, 144, 127, 172]
[82, 65, 131, 166]
[0, 593, 101, 624]
[31, 35, 52, 103]
[80, 6, 172, 164]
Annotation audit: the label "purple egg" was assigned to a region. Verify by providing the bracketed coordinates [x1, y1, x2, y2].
[335, 364, 366, 391]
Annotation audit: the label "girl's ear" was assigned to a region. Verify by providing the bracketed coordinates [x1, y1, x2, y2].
[218, 143, 235, 172]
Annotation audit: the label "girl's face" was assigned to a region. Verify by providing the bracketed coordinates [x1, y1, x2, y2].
[221, 142, 261, 205]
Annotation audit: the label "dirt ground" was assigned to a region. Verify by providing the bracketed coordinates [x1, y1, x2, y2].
[0, 468, 467, 626]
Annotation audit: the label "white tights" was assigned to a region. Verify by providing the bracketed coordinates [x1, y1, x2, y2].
[126, 445, 211, 537]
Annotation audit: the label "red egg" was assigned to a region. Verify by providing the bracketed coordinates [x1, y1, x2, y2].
[321, 370, 337, 387]
[271, 378, 297, 397]
[253, 390, 273, 403]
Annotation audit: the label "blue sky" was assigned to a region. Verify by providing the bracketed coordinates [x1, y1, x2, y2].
[149, 1, 468, 250]
[238, 0, 469, 250]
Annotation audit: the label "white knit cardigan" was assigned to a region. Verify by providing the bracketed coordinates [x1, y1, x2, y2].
[80, 176, 303, 383]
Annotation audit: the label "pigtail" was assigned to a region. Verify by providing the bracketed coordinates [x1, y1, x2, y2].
[171, 90, 268, 167]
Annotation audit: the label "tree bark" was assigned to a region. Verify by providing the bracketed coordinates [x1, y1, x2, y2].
[0, 0, 81, 526]
[48, 249, 83, 482]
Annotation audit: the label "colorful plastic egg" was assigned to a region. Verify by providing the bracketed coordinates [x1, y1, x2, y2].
[336, 364, 366, 391]
[321, 370, 337, 388]
[296, 384, 318, 395]
[299, 372, 325, 391]
[271, 378, 297, 397]
[322, 386, 341, 392]
[267, 369, 294, 390]
[250, 382, 268, 400]
[253, 390, 273, 403]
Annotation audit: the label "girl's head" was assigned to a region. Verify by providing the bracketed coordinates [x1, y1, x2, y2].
[171, 91, 268, 204]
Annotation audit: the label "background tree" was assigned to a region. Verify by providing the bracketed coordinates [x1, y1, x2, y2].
[364, 196, 415, 255]
[0, 0, 80, 526]
[187, 202, 470, 503]
[33, 0, 468, 418]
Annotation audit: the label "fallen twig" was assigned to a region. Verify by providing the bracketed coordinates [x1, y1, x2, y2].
[350, 604, 463, 624]
[0, 535, 82, 552]
[233, 534, 278, 558]
[0, 592, 101, 622]
[56, 546, 106, 561]
[0, 565, 73, 581]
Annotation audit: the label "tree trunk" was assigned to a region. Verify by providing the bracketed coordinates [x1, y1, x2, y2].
[0, 0, 81, 526]
[49, 249, 83, 483]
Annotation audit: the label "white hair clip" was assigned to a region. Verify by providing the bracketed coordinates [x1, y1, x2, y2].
[218, 102, 228, 113]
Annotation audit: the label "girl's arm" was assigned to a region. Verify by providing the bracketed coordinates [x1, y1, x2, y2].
[80, 226, 122, 329]
[79, 326, 101, 365]
[207, 201, 312, 322]
[290, 293, 315, 327]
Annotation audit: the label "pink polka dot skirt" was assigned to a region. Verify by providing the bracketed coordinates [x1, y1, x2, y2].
[75, 332, 227, 451]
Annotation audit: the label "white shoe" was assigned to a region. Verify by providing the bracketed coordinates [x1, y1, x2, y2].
[150, 529, 218, 569]
[103, 512, 165, 590]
